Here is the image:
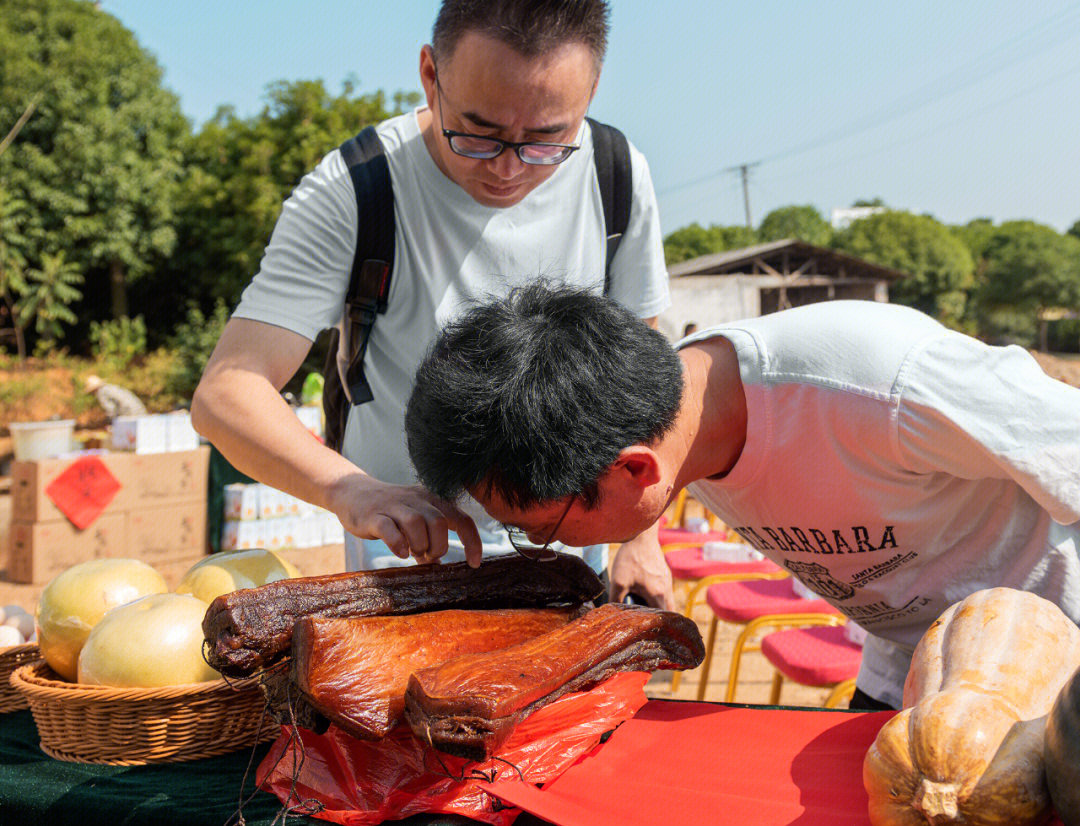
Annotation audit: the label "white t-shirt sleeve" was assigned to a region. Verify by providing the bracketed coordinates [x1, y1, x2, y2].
[896, 332, 1080, 525]
[604, 141, 671, 320]
[232, 149, 358, 340]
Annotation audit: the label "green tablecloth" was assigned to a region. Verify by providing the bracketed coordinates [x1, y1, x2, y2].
[0, 710, 550, 826]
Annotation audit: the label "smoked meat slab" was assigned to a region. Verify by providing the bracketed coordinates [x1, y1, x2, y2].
[292, 607, 583, 739]
[203, 552, 603, 677]
[403, 603, 705, 761]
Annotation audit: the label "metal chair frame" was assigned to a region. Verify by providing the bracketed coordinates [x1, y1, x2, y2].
[662, 540, 789, 694]
[697, 610, 847, 703]
[761, 623, 861, 706]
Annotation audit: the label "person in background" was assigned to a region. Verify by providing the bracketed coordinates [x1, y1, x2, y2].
[190, 0, 672, 605]
[404, 284, 1080, 710]
[84, 375, 148, 420]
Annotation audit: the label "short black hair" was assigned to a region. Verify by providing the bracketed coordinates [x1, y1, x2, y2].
[432, 0, 610, 68]
[406, 284, 684, 510]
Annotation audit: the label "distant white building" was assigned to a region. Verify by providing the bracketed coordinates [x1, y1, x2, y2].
[831, 206, 886, 229]
[659, 239, 907, 340]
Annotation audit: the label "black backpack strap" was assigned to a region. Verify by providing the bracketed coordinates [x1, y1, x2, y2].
[322, 125, 395, 452]
[587, 117, 632, 293]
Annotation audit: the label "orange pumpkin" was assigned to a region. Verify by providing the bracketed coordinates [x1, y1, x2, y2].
[863, 588, 1080, 826]
[1045, 663, 1080, 826]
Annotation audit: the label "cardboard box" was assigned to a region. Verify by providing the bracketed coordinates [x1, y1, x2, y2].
[7, 513, 127, 584]
[274, 544, 346, 578]
[112, 414, 169, 454]
[12, 447, 209, 523]
[123, 501, 207, 565]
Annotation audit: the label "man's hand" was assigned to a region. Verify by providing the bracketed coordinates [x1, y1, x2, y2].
[609, 523, 675, 611]
[328, 475, 483, 567]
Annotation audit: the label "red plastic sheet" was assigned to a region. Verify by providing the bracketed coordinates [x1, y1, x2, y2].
[484, 701, 1071, 826]
[256, 672, 650, 826]
[484, 702, 895, 826]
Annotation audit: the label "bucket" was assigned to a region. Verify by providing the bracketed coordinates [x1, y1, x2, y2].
[8, 419, 76, 462]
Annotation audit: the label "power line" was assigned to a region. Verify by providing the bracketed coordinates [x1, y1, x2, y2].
[755, 58, 1080, 191]
[657, 2, 1080, 199]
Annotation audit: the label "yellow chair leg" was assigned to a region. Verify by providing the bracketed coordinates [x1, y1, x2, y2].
[722, 613, 841, 703]
[724, 622, 762, 702]
[695, 615, 719, 701]
[769, 671, 784, 705]
[824, 677, 857, 709]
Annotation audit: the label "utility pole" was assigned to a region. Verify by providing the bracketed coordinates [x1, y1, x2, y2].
[739, 163, 754, 233]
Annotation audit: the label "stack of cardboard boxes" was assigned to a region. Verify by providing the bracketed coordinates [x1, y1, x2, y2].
[5, 406, 349, 587]
[219, 482, 347, 576]
[7, 411, 211, 588]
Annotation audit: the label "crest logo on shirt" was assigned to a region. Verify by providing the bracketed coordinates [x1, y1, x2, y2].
[784, 560, 856, 601]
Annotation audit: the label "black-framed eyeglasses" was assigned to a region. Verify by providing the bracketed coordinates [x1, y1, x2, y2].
[504, 494, 576, 562]
[434, 69, 581, 166]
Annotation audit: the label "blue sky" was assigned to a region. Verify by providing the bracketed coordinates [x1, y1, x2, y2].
[100, 1, 1080, 234]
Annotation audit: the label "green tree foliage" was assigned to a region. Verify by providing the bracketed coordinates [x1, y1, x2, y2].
[0, 188, 31, 356]
[970, 220, 1080, 346]
[663, 223, 757, 265]
[951, 218, 997, 265]
[1067, 219, 1080, 242]
[832, 210, 974, 327]
[89, 315, 147, 368]
[20, 251, 83, 342]
[151, 80, 418, 338]
[163, 299, 232, 398]
[0, 0, 189, 328]
[757, 205, 833, 246]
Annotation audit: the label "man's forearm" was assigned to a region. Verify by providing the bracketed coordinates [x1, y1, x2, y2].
[191, 369, 364, 513]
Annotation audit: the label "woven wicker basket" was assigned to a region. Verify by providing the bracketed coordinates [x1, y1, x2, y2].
[10, 660, 278, 765]
[1, 644, 41, 713]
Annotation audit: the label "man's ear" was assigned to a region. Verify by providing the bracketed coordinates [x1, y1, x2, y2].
[419, 45, 437, 108]
[602, 445, 662, 491]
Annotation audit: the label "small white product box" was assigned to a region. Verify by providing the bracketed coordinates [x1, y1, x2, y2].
[278, 515, 299, 549]
[253, 484, 276, 519]
[221, 519, 264, 551]
[112, 414, 169, 454]
[297, 513, 323, 548]
[702, 540, 761, 563]
[264, 518, 284, 550]
[165, 410, 201, 452]
[682, 517, 712, 533]
[321, 512, 345, 546]
[223, 483, 259, 521]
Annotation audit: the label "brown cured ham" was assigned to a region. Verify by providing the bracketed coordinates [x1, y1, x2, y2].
[403, 603, 705, 761]
[292, 607, 584, 740]
[202, 552, 603, 677]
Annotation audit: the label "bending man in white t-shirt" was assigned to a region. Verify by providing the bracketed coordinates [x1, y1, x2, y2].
[404, 285, 1080, 709]
[190, 0, 675, 606]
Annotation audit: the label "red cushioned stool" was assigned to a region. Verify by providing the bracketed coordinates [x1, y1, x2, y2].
[696, 578, 844, 702]
[662, 546, 787, 693]
[761, 624, 862, 707]
[657, 527, 732, 546]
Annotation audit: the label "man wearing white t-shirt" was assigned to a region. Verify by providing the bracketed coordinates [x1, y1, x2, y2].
[191, 0, 675, 606]
[405, 286, 1080, 709]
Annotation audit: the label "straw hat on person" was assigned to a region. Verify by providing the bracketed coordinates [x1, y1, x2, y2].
[84, 375, 105, 394]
